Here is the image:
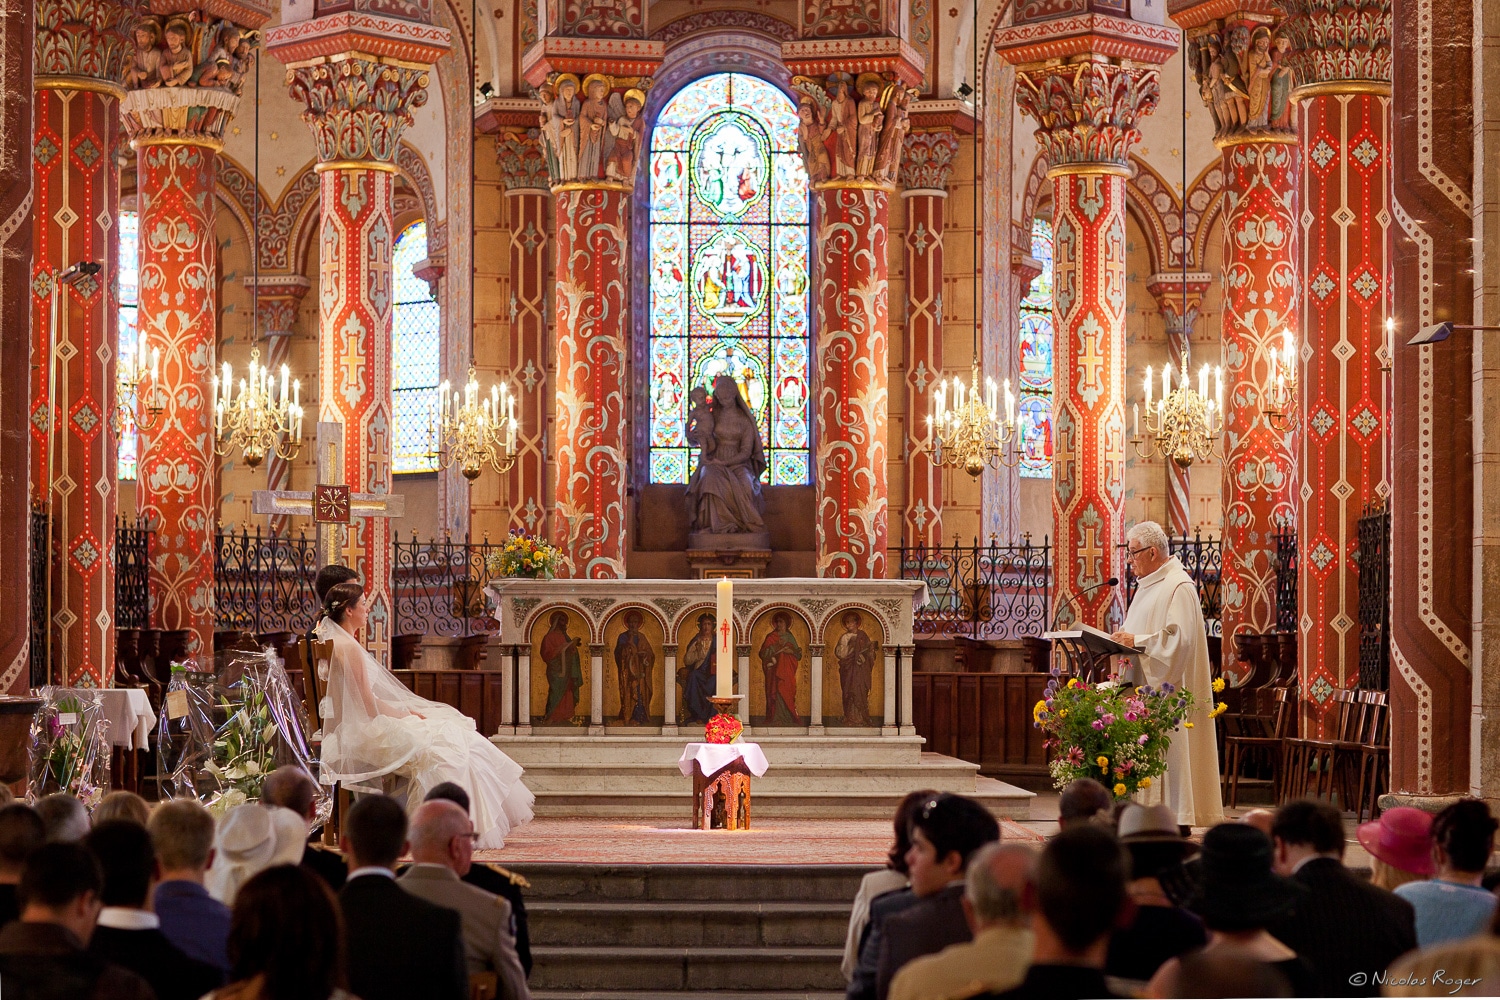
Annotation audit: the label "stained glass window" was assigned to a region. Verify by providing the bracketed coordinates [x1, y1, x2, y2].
[118, 211, 139, 481]
[392, 221, 440, 474]
[648, 72, 811, 485]
[1018, 217, 1054, 479]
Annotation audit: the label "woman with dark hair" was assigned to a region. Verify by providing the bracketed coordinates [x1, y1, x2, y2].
[1395, 798, 1500, 946]
[840, 789, 937, 982]
[313, 581, 534, 848]
[204, 865, 351, 1000]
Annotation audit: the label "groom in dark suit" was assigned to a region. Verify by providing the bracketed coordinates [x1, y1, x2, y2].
[339, 795, 467, 1000]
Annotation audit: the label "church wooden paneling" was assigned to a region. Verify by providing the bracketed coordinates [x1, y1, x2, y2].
[911, 672, 1049, 776]
[290, 667, 508, 736]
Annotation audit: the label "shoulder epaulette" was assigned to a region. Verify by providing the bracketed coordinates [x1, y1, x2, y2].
[484, 863, 530, 889]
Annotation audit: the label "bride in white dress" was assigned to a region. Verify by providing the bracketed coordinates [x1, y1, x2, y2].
[313, 581, 534, 848]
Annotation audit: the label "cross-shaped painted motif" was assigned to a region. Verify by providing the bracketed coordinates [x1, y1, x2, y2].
[1078, 519, 1105, 589]
[1076, 322, 1105, 409]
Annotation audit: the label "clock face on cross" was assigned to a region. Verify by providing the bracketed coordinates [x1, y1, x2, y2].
[314, 484, 351, 524]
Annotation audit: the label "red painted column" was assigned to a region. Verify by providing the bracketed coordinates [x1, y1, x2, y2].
[0, 0, 36, 693]
[269, 18, 450, 659]
[31, 0, 129, 685]
[552, 184, 629, 577]
[898, 130, 959, 550]
[245, 275, 310, 538]
[1283, 1, 1392, 732]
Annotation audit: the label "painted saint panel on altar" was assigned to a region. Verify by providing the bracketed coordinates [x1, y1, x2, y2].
[822, 608, 884, 727]
[675, 608, 729, 725]
[529, 608, 590, 727]
[748, 607, 811, 727]
[602, 606, 665, 726]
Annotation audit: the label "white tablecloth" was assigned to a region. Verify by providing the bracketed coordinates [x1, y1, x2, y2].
[51, 688, 156, 751]
[678, 741, 769, 778]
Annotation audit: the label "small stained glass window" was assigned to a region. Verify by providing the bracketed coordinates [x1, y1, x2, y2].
[392, 221, 440, 474]
[118, 211, 139, 481]
[648, 72, 811, 485]
[1018, 217, 1054, 479]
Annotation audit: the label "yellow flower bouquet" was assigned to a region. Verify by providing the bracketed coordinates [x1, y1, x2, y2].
[1033, 672, 1194, 799]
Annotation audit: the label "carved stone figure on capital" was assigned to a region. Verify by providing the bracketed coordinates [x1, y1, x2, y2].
[536, 72, 651, 187]
[1191, 23, 1295, 140]
[123, 12, 257, 96]
[791, 73, 914, 185]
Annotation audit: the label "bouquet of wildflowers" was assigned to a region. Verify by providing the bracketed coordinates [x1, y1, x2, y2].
[488, 530, 563, 580]
[1033, 670, 1223, 798]
[27, 688, 110, 809]
[704, 714, 743, 744]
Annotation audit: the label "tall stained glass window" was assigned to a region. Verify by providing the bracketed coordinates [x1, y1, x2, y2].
[1018, 217, 1054, 478]
[648, 73, 811, 485]
[392, 221, 440, 474]
[118, 210, 139, 481]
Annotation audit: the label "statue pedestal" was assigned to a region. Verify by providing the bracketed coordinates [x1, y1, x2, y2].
[686, 532, 773, 578]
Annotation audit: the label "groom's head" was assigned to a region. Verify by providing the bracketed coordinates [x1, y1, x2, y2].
[341, 795, 407, 871]
[314, 565, 359, 605]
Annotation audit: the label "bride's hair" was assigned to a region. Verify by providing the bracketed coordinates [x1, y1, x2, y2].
[322, 581, 364, 623]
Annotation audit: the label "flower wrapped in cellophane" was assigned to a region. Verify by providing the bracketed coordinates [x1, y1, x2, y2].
[28, 687, 111, 809]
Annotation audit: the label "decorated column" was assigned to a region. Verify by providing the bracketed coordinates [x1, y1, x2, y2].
[1, 0, 35, 693]
[1281, 0, 1391, 732]
[1145, 275, 1211, 539]
[31, 0, 130, 685]
[267, 14, 450, 651]
[898, 130, 959, 551]
[998, 21, 1177, 628]
[244, 274, 310, 538]
[121, 7, 268, 660]
[1388, 0, 1472, 800]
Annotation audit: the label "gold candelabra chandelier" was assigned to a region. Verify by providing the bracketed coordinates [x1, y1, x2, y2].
[930, 359, 1020, 476]
[1133, 357, 1224, 467]
[212, 348, 304, 468]
[432, 367, 518, 481]
[1263, 328, 1298, 430]
[113, 330, 165, 434]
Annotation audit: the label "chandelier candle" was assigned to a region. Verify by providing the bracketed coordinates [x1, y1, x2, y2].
[716, 577, 733, 698]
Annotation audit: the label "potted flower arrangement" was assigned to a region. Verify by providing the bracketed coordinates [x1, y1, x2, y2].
[27, 690, 109, 808]
[487, 530, 563, 580]
[1033, 671, 1227, 798]
[203, 675, 279, 816]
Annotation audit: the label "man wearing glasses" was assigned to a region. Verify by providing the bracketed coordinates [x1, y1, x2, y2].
[1109, 521, 1223, 832]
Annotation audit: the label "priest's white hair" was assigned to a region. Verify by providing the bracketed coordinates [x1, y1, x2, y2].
[1127, 520, 1170, 557]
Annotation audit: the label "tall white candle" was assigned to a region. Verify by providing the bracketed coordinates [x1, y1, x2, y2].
[715, 577, 733, 697]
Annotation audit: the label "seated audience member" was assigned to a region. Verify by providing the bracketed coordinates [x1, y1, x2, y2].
[972, 825, 1131, 1000]
[260, 767, 345, 891]
[1154, 824, 1315, 998]
[35, 793, 89, 843]
[204, 864, 356, 1000]
[93, 791, 151, 827]
[1106, 804, 1207, 986]
[1057, 779, 1113, 831]
[150, 798, 232, 972]
[0, 804, 45, 928]
[398, 800, 529, 1000]
[1152, 951, 1292, 998]
[0, 842, 153, 1000]
[1360, 806, 1436, 891]
[0, 786, 13, 807]
[1241, 809, 1276, 837]
[85, 820, 222, 1000]
[422, 780, 532, 976]
[1394, 799, 1499, 947]
[207, 804, 307, 905]
[843, 789, 934, 982]
[1269, 799, 1417, 996]
[339, 794, 467, 1000]
[874, 795, 1004, 999]
[1382, 919, 1500, 998]
[887, 842, 1035, 1000]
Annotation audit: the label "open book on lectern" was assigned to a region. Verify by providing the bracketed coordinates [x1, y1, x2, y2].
[1042, 622, 1144, 656]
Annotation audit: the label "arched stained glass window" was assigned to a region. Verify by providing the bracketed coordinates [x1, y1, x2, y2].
[1018, 217, 1054, 478]
[118, 210, 139, 481]
[392, 221, 440, 474]
[648, 72, 811, 485]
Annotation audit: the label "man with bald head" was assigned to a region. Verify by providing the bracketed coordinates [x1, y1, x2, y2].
[260, 766, 345, 890]
[398, 800, 529, 1000]
[887, 843, 1036, 1000]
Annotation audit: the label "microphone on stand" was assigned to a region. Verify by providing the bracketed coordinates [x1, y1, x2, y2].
[1049, 577, 1119, 632]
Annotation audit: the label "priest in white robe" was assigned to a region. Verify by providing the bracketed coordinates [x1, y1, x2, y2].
[1111, 520, 1224, 830]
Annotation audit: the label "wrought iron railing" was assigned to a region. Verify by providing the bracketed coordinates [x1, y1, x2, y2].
[1357, 502, 1390, 690]
[1121, 532, 1223, 635]
[1274, 528, 1298, 633]
[214, 527, 320, 634]
[392, 533, 502, 639]
[898, 538, 1052, 640]
[115, 515, 153, 630]
[29, 503, 49, 688]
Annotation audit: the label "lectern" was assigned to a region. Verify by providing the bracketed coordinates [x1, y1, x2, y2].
[1043, 624, 1143, 683]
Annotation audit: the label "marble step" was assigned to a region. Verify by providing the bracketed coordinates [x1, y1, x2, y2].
[493, 733, 928, 767]
[528, 945, 846, 992]
[526, 900, 850, 949]
[509, 863, 876, 904]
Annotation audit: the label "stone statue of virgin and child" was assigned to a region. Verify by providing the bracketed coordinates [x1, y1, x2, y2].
[685, 375, 768, 541]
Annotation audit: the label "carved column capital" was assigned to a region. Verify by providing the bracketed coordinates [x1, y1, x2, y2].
[1171, 3, 1299, 143]
[1012, 59, 1162, 171]
[35, 0, 131, 91]
[1145, 272, 1214, 335]
[898, 129, 959, 191]
[242, 274, 310, 337]
[534, 70, 653, 189]
[1278, 0, 1391, 94]
[497, 128, 550, 192]
[283, 56, 434, 165]
[787, 72, 915, 187]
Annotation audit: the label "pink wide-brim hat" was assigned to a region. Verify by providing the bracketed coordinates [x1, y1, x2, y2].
[1357, 806, 1436, 876]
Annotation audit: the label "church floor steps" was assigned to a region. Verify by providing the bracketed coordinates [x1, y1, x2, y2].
[513, 863, 868, 998]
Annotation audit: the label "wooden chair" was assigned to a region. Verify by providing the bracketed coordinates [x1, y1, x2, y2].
[303, 638, 338, 844]
[1282, 688, 1365, 803]
[1222, 684, 1298, 807]
[1341, 689, 1389, 822]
